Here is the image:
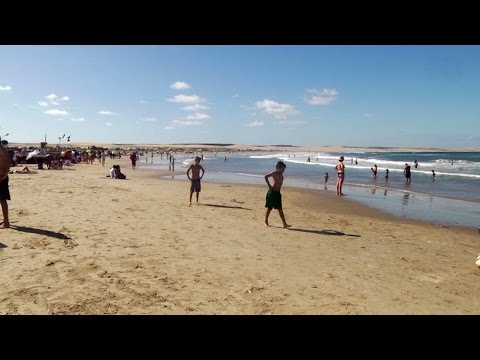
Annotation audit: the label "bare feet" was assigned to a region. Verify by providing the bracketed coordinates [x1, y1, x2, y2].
[283, 224, 292, 228]
[264, 221, 270, 227]
[1, 222, 10, 228]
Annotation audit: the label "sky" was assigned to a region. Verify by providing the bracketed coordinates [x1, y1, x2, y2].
[0, 45, 479, 147]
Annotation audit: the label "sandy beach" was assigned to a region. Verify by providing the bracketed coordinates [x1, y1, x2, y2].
[11, 142, 480, 154]
[1, 155, 479, 314]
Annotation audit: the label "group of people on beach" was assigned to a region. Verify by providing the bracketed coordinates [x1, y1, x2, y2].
[0, 143, 444, 233]
[322, 157, 438, 198]
[185, 155, 292, 228]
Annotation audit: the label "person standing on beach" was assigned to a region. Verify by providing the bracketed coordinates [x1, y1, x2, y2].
[130, 152, 137, 170]
[187, 156, 205, 205]
[404, 163, 411, 183]
[264, 161, 291, 228]
[385, 168, 389, 180]
[335, 156, 345, 195]
[0, 140, 11, 228]
[324, 172, 329, 186]
[432, 170, 436, 180]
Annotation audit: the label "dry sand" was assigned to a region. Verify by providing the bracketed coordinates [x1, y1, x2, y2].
[1, 156, 479, 314]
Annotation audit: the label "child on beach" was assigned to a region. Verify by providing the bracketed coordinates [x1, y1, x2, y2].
[187, 156, 205, 205]
[324, 172, 329, 185]
[264, 161, 291, 228]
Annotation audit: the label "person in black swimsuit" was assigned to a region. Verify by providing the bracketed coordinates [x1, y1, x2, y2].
[335, 156, 345, 195]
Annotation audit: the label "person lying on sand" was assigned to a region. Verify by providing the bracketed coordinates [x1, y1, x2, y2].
[10, 166, 37, 174]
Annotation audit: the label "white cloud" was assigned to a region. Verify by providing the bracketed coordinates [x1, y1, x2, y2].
[256, 99, 299, 119]
[186, 113, 210, 121]
[182, 104, 209, 111]
[139, 100, 149, 104]
[362, 112, 374, 118]
[304, 88, 338, 105]
[170, 81, 191, 90]
[172, 120, 203, 126]
[246, 121, 264, 127]
[278, 120, 308, 125]
[50, 101, 60, 106]
[98, 110, 117, 115]
[140, 117, 157, 122]
[72, 118, 85, 122]
[45, 109, 69, 116]
[167, 94, 205, 104]
[62, 96, 70, 101]
[38, 101, 49, 107]
[0, 85, 12, 91]
[45, 94, 58, 100]
[106, 122, 112, 127]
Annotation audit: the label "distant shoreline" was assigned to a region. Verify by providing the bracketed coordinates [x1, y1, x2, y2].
[9, 142, 480, 153]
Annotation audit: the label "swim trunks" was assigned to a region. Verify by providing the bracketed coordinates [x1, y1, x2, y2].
[265, 188, 282, 209]
[0, 176, 10, 200]
[191, 178, 201, 192]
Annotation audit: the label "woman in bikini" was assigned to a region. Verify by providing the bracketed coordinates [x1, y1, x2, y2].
[335, 156, 345, 195]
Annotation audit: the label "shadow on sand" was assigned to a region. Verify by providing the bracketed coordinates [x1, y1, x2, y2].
[0, 243, 7, 248]
[10, 225, 72, 240]
[288, 228, 360, 237]
[202, 204, 251, 211]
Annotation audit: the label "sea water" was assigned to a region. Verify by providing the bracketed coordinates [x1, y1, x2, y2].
[141, 150, 480, 228]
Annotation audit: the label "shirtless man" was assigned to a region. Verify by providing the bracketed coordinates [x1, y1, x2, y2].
[0, 141, 11, 228]
[264, 161, 291, 228]
[187, 156, 205, 204]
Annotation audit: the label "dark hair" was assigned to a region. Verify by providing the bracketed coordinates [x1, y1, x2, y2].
[276, 161, 286, 169]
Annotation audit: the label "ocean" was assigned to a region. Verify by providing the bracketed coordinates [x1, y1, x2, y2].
[141, 150, 480, 229]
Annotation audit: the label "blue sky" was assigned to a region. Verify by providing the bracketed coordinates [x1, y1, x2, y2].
[0, 45, 479, 147]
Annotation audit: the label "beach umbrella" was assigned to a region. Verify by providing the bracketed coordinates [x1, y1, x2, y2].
[26, 149, 41, 161]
